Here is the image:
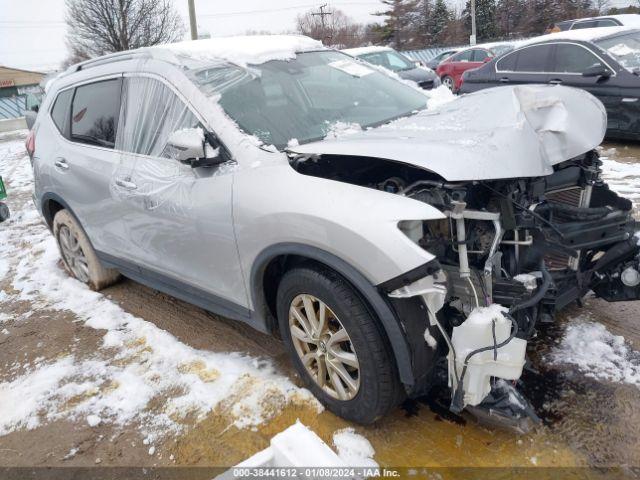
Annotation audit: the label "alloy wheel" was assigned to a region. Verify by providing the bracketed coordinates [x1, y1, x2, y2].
[58, 225, 90, 283]
[442, 76, 454, 90]
[288, 294, 360, 400]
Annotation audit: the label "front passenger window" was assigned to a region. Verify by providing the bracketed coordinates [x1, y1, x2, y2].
[552, 44, 603, 73]
[116, 77, 199, 158]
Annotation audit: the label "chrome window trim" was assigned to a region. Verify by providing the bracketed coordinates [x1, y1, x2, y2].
[495, 41, 617, 77]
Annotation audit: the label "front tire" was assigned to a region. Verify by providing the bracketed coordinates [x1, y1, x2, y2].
[276, 266, 403, 424]
[53, 209, 120, 290]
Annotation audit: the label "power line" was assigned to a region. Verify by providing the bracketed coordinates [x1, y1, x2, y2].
[312, 4, 333, 34]
[198, 2, 380, 18]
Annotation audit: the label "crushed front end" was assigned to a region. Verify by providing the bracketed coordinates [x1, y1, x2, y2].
[389, 150, 639, 429]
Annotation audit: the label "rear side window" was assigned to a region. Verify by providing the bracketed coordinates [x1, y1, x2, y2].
[552, 44, 602, 73]
[50, 89, 73, 137]
[453, 50, 473, 62]
[471, 49, 490, 61]
[514, 44, 553, 71]
[596, 19, 618, 27]
[572, 20, 598, 29]
[496, 51, 517, 71]
[71, 79, 122, 148]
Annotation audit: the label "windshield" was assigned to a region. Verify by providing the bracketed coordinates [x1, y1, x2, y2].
[596, 31, 640, 70]
[185, 50, 428, 149]
[360, 50, 415, 71]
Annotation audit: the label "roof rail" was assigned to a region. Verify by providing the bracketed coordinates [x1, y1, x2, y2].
[69, 50, 153, 73]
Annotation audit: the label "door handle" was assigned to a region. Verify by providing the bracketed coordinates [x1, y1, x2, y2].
[54, 158, 69, 170]
[115, 178, 138, 190]
[549, 79, 563, 85]
[499, 77, 510, 83]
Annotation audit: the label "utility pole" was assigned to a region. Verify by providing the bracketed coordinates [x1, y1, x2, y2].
[188, 0, 198, 40]
[470, 0, 477, 45]
[311, 4, 333, 43]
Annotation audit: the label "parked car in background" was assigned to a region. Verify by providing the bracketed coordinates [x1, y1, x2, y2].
[459, 27, 640, 140]
[425, 49, 461, 69]
[550, 14, 640, 32]
[343, 46, 441, 89]
[436, 43, 514, 91]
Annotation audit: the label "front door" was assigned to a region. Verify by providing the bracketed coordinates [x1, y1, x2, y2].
[548, 43, 621, 131]
[111, 75, 248, 313]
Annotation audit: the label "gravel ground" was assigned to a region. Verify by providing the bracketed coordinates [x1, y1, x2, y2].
[1, 130, 639, 472]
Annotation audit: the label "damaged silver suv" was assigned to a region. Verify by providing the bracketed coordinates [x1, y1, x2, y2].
[28, 35, 639, 426]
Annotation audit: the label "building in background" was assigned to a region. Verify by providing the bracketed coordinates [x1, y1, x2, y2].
[0, 66, 45, 119]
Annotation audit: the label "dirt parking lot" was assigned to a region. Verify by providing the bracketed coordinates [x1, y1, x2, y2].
[1, 130, 639, 475]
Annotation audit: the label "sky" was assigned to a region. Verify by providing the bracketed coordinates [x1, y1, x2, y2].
[1, 0, 636, 72]
[0, 0, 384, 72]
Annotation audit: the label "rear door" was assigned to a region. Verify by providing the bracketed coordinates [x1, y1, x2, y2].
[112, 74, 248, 310]
[548, 42, 621, 131]
[51, 77, 131, 257]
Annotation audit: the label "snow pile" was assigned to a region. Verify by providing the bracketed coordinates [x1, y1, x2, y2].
[598, 153, 640, 207]
[548, 318, 640, 388]
[0, 135, 321, 440]
[424, 85, 455, 109]
[332, 428, 378, 468]
[158, 35, 323, 67]
[324, 121, 362, 140]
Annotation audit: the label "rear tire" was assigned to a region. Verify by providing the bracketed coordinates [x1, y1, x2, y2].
[53, 209, 120, 290]
[276, 265, 403, 424]
[442, 75, 455, 91]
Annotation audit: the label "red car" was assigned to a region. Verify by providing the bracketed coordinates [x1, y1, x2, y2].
[436, 43, 514, 92]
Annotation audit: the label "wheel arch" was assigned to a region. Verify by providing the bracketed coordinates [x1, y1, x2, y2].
[40, 192, 97, 251]
[250, 242, 415, 388]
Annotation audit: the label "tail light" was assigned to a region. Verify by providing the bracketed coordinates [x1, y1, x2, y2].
[25, 130, 35, 159]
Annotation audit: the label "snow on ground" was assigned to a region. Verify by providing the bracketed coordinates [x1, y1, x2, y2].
[0, 133, 320, 444]
[599, 146, 640, 210]
[547, 317, 640, 388]
[332, 428, 379, 468]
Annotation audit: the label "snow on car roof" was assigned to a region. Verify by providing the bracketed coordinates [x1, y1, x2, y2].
[151, 34, 325, 66]
[342, 46, 393, 57]
[575, 14, 640, 26]
[519, 26, 638, 47]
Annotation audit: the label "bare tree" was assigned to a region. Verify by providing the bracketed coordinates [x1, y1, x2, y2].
[65, 0, 185, 64]
[297, 7, 367, 48]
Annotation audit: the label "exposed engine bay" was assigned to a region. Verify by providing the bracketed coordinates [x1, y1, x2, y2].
[291, 150, 640, 430]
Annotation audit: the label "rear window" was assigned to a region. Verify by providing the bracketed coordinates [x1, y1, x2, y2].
[50, 89, 73, 137]
[70, 79, 122, 148]
[515, 44, 553, 71]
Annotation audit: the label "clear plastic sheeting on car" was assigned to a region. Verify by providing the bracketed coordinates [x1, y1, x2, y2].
[111, 75, 204, 216]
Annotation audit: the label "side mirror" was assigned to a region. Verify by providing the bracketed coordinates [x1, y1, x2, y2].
[583, 63, 612, 78]
[165, 128, 225, 168]
[414, 60, 424, 67]
[482, 57, 492, 63]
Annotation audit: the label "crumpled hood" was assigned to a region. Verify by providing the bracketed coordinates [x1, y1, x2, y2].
[288, 85, 607, 181]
